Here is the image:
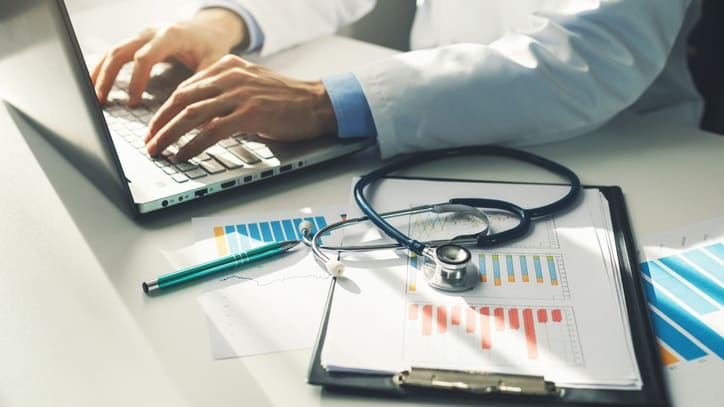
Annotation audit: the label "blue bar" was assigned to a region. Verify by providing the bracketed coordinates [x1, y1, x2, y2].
[270, 221, 285, 242]
[547, 256, 557, 283]
[493, 255, 501, 283]
[259, 222, 273, 242]
[282, 219, 296, 240]
[248, 223, 261, 243]
[224, 225, 240, 254]
[685, 248, 724, 285]
[520, 256, 529, 282]
[642, 277, 724, 358]
[641, 262, 717, 315]
[292, 218, 304, 239]
[479, 254, 487, 281]
[506, 255, 515, 282]
[315, 216, 330, 236]
[534, 256, 543, 282]
[649, 311, 707, 361]
[410, 256, 418, 269]
[236, 224, 250, 250]
[660, 255, 724, 307]
[707, 243, 724, 261]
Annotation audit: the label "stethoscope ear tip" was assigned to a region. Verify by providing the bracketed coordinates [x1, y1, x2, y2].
[325, 259, 345, 277]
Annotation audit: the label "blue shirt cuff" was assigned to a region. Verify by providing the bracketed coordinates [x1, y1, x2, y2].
[321, 73, 377, 139]
[201, 1, 265, 52]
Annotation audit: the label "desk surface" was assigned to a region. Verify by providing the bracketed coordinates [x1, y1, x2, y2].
[1, 2, 723, 406]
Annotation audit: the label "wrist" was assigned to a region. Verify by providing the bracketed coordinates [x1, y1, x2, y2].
[309, 81, 338, 137]
[195, 8, 249, 51]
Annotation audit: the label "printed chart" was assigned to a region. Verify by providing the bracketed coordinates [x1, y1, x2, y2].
[407, 251, 570, 300]
[404, 303, 583, 368]
[211, 215, 334, 257]
[640, 242, 724, 367]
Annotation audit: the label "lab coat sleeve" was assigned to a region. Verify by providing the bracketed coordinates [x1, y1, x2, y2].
[352, 0, 693, 159]
[225, 0, 376, 56]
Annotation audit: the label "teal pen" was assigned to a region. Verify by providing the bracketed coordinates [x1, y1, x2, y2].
[142, 240, 299, 294]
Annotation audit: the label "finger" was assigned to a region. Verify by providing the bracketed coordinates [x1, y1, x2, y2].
[175, 115, 241, 161]
[146, 99, 231, 157]
[127, 35, 179, 106]
[90, 52, 107, 85]
[95, 36, 153, 104]
[145, 80, 224, 141]
[177, 54, 249, 90]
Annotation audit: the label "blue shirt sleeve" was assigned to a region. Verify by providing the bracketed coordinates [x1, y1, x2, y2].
[322, 73, 377, 139]
[201, 1, 264, 52]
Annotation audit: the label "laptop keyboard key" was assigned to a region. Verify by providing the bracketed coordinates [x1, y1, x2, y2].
[185, 168, 207, 179]
[176, 162, 198, 172]
[199, 159, 226, 174]
[227, 145, 261, 164]
[210, 151, 244, 169]
[172, 173, 188, 183]
[218, 138, 239, 148]
[162, 166, 178, 175]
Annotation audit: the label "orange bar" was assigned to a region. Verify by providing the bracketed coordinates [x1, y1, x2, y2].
[523, 309, 538, 359]
[451, 306, 462, 326]
[213, 226, 229, 257]
[551, 280, 559, 286]
[536, 277, 544, 283]
[494, 308, 505, 331]
[522, 275, 529, 282]
[537, 309, 548, 323]
[551, 309, 562, 322]
[437, 306, 448, 334]
[480, 307, 492, 349]
[494, 278, 501, 286]
[422, 305, 433, 336]
[508, 308, 520, 330]
[659, 343, 679, 366]
[408, 304, 419, 320]
[465, 307, 477, 333]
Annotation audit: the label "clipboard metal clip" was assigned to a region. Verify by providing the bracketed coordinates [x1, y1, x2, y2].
[393, 367, 560, 397]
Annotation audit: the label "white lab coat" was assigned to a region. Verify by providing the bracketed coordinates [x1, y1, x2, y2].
[234, 0, 702, 158]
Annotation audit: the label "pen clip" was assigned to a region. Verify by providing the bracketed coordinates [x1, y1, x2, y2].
[393, 367, 560, 397]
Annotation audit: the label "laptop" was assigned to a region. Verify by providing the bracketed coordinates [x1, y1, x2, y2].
[0, 0, 373, 216]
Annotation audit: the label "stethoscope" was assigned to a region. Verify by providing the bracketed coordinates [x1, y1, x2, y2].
[299, 146, 581, 292]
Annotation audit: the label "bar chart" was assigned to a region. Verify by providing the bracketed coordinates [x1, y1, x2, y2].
[404, 302, 583, 368]
[407, 251, 570, 300]
[212, 215, 334, 257]
[640, 242, 724, 368]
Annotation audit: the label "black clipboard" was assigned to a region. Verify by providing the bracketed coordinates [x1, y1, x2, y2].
[307, 183, 670, 407]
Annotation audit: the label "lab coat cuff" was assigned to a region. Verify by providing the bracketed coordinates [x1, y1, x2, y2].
[200, 1, 265, 52]
[322, 73, 377, 139]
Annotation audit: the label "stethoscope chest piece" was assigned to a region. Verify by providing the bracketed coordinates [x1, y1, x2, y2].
[422, 244, 480, 292]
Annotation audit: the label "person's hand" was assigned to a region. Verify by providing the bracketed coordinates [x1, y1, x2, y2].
[91, 8, 246, 106]
[144, 55, 338, 161]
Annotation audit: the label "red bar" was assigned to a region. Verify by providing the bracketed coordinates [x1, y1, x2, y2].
[552, 309, 563, 323]
[480, 307, 492, 349]
[465, 307, 477, 333]
[494, 308, 505, 331]
[422, 305, 433, 336]
[451, 306, 461, 326]
[408, 304, 419, 320]
[437, 306, 448, 334]
[523, 309, 538, 359]
[508, 308, 520, 330]
[537, 309, 548, 323]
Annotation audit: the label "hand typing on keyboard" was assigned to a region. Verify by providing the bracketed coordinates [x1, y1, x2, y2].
[91, 9, 339, 162]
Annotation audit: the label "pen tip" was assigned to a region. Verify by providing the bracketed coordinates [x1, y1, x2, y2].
[142, 282, 149, 294]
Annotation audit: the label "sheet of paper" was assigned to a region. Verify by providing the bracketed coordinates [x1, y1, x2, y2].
[321, 178, 641, 389]
[193, 208, 344, 359]
[640, 216, 724, 407]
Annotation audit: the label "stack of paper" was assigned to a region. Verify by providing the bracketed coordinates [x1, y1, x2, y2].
[321, 178, 642, 389]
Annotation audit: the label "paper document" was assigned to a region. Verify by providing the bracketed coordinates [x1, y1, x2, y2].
[640, 216, 724, 407]
[194, 208, 344, 359]
[321, 178, 642, 389]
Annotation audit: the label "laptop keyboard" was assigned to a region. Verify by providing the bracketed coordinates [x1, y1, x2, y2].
[102, 64, 275, 183]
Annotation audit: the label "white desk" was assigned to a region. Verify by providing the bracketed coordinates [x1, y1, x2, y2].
[1, 2, 723, 406]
